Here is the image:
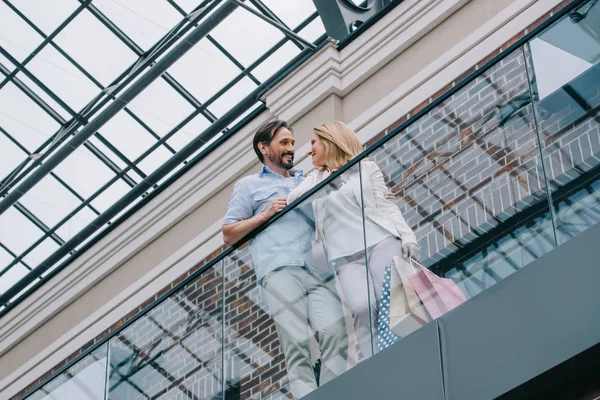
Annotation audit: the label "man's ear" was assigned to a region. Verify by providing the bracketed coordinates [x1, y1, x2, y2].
[258, 142, 268, 156]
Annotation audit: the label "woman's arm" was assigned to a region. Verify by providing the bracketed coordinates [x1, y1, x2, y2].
[367, 161, 418, 247]
[287, 169, 330, 204]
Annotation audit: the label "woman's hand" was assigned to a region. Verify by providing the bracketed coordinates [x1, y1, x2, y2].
[402, 243, 419, 260]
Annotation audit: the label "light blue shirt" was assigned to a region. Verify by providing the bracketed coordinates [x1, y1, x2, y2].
[223, 165, 317, 282]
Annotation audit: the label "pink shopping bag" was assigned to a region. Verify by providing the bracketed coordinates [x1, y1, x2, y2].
[406, 259, 467, 320]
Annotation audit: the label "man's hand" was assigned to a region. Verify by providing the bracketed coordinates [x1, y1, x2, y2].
[402, 243, 419, 260]
[262, 197, 287, 219]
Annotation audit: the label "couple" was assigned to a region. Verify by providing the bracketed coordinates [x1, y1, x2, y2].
[222, 120, 417, 399]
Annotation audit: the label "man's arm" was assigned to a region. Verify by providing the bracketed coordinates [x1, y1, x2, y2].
[223, 197, 287, 246]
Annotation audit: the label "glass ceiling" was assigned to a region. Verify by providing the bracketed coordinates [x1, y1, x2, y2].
[0, 0, 326, 313]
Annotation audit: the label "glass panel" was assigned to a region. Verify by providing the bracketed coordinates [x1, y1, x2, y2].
[107, 262, 223, 400]
[0, 132, 28, 181]
[18, 175, 81, 229]
[91, 178, 132, 213]
[207, 76, 257, 118]
[27, 45, 99, 112]
[525, 0, 600, 245]
[127, 78, 195, 137]
[27, 344, 108, 400]
[0, 2, 44, 62]
[366, 47, 554, 330]
[0, 207, 44, 256]
[93, 0, 182, 51]
[260, 0, 317, 29]
[167, 113, 211, 152]
[0, 81, 60, 152]
[223, 168, 357, 399]
[14, 71, 73, 120]
[11, 0, 79, 36]
[168, 39, 240, 103]
[55, 206, 98, 243]
[252, 41, 302, 82]
[53, 9, 138, 86]
[52, 147, 116, 200]
[98, 111, 160, 162]
[22, 237, 61, 270]
[210, 7, 286, 67]
[136, 145, 174, 175]
[0, 264, 29, 297]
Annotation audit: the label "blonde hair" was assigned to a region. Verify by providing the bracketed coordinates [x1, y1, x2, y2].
[313, 121, 364, 170]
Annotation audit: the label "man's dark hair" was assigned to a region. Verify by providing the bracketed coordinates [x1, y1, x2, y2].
[253, 120, 292, 163]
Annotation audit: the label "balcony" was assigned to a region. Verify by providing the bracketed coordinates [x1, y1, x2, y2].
[19, 1, 600, 399]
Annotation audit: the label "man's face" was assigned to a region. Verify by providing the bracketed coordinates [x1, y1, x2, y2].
[262, 127, 295, 170]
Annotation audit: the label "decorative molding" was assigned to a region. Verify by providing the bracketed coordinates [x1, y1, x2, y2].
[263, 0, 470, 123]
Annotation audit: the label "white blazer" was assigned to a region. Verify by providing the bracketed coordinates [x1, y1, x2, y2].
[288, 160, 417, 249]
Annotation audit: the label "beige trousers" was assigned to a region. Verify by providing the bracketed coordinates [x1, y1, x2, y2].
[262, 266, 348, 399]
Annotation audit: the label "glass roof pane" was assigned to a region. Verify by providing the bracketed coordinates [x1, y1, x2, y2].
[127, 78, 195, 136]
[10, 0, 79, 36]
[87, 136, 129, 171]
[90, 178, 131, 213]
[251, 41, 301, 82]
[53, 9, 138, 86]
[167, 113, 211, 151]
[171, 0, 203, 14]
[13, 72, 73, 120]
[0, 52, 16, 70]
[0, 263, 29, 296]
[0, 207, 44, 255]
[22, 238, 60, 269]
[0, 247, 14, 271]
[210, 7, 286, 66]
[27, 45, 99, 112]
[18, 175, 81, 229]
[0, 81, 60, 152]
[0, 2, 44, 62]
[260, 0, 317, 29]
[136, 145, 173, 175]
[168, 38, 240, 102]
[52, 147, 116, 199]
[298, 15, 326, 42]
[208, 76, 257, 117]
[97, 111, 159, 161]
[55, 206, 98, 242]
[93, 0, 182, 51]
[0, 133, 28, 181]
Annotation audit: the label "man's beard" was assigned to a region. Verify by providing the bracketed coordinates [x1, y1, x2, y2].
[268, 151, 294, 170]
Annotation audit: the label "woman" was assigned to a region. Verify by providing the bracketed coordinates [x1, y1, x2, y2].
[287, 121, 418, 360]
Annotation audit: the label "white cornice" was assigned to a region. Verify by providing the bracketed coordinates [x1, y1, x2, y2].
[263, 0, 470, 123]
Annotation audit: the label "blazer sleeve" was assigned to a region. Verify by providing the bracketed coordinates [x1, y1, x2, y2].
[367, 161, 418, 245]
[287, 170, 323, 204]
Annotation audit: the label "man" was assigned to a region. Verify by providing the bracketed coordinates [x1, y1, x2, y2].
[223, 120, 348, 399]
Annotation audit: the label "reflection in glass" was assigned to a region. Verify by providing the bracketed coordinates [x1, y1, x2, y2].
[108, 263, 223, 400]
[526, 0, 600, 245]
[28, 344, 108, 400]
[369, 48, 554, 307]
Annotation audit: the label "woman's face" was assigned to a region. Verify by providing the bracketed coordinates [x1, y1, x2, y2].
[308, 133, 327, 167]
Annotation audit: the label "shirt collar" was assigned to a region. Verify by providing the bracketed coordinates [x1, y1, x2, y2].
[260, 164, 303, 177]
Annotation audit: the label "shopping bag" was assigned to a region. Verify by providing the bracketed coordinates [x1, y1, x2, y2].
[406, 259, 467, 320]
[377, 266, 401, 351]
[389, 256, 431, 337]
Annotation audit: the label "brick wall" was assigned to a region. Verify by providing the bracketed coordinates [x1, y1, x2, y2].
[17, 1, 590, 399]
